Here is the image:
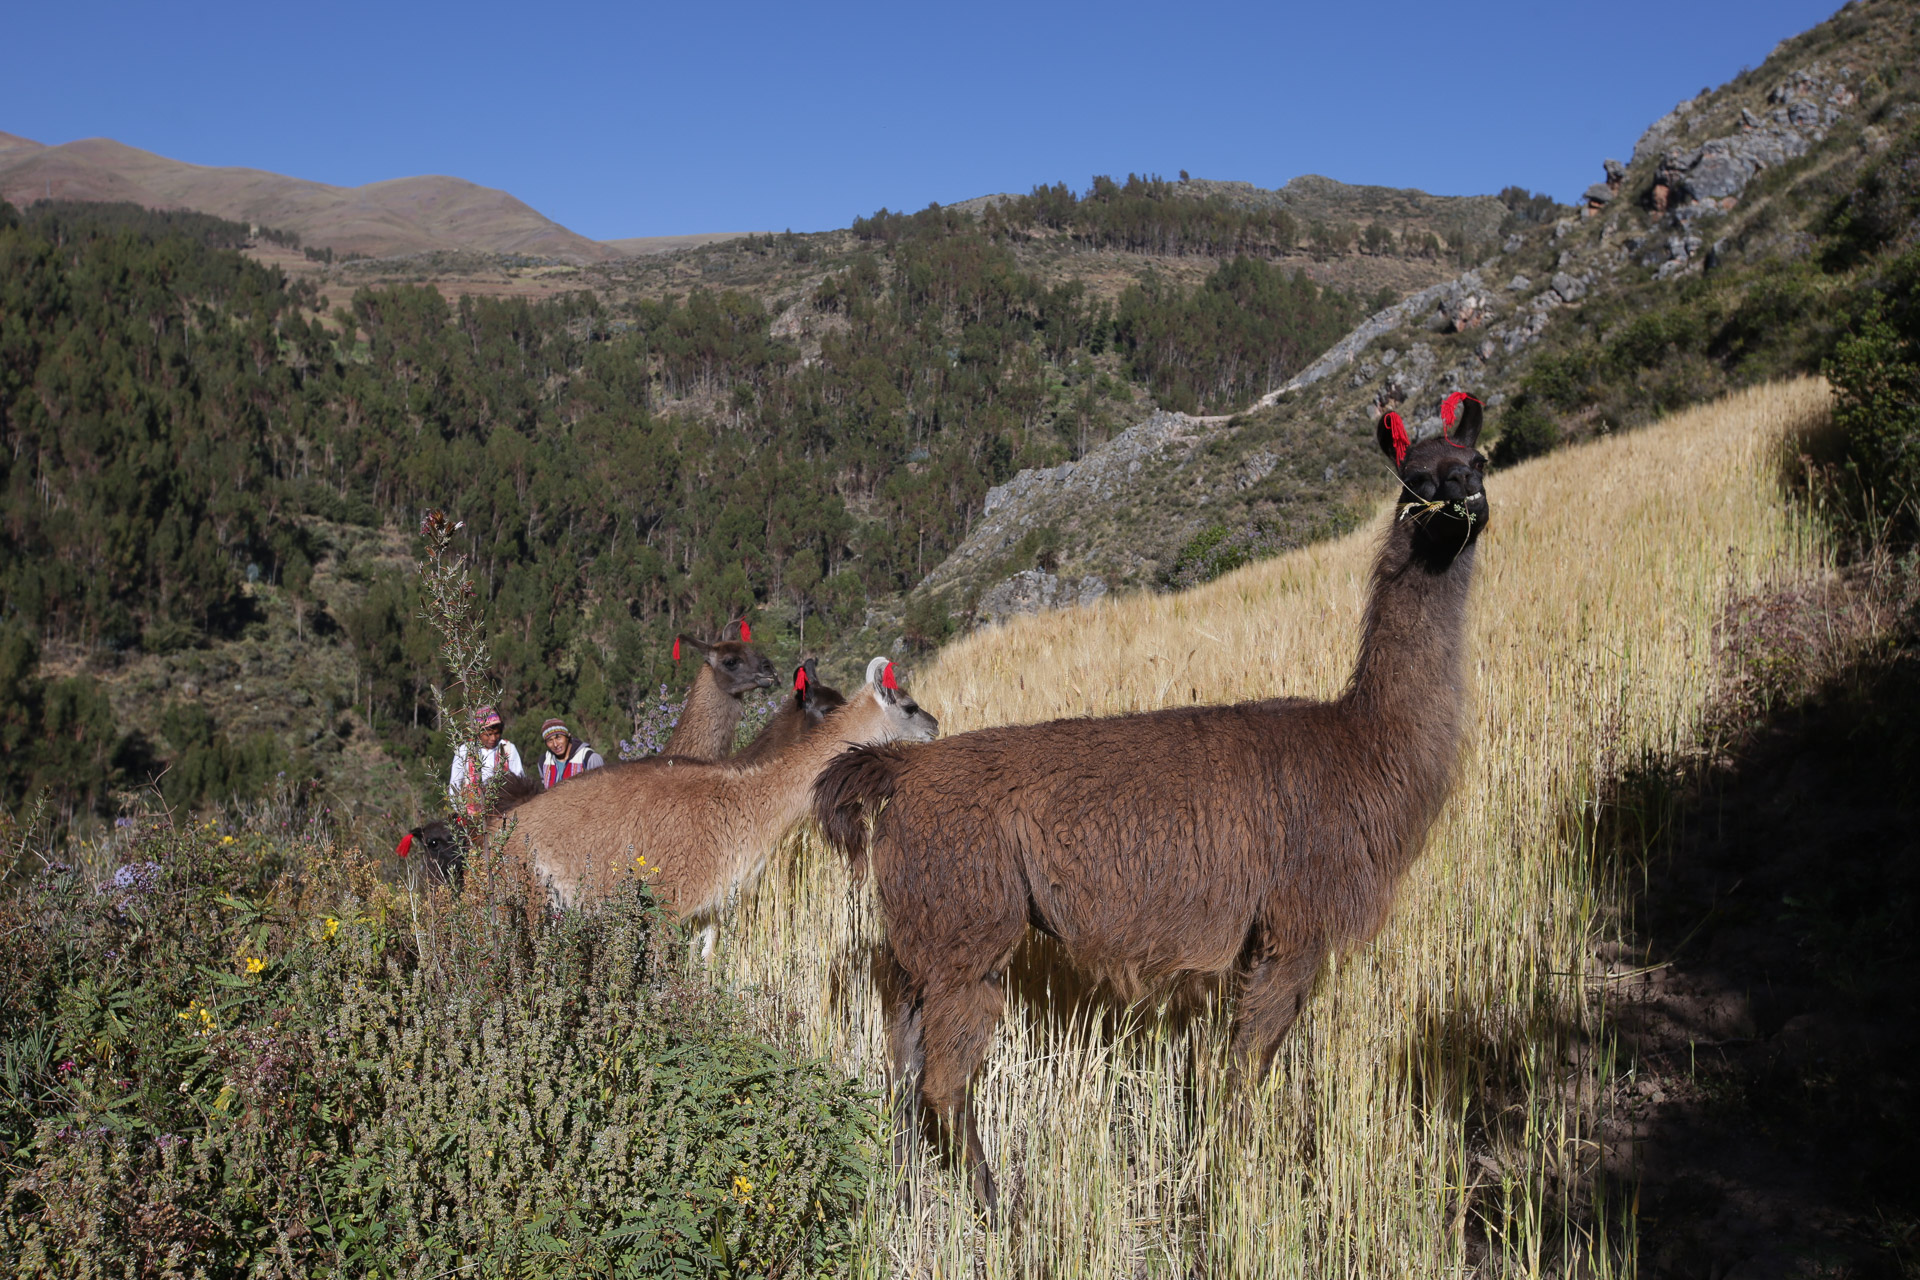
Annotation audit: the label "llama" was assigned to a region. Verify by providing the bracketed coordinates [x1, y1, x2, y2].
[731, 658, 847, 766]
[660, 619, 776, 759]
[508, 658, 937, 951]
[399, 770, 542, 886]
[813, 394, 1492, 1213]
[396, 658, 841, 887]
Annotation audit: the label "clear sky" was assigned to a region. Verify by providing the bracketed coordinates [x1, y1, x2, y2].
[2, 0, 1844, 240]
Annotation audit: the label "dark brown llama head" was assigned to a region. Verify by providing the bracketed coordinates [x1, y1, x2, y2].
[674, 618, 776, 695]
[794, 657, 847, 719]
[397, 821, 462, 887]
[1376, 392, 1491, 562]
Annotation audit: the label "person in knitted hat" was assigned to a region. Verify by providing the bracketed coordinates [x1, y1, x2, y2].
[539, 717, 604, 790]
[447, 706, 526, 805]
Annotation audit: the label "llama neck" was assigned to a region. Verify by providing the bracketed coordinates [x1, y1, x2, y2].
[732, 695, 888, 838]
[731, 694, 803, 766]
[664, 665, 741, 759]
[1342, 518, 1478, 822]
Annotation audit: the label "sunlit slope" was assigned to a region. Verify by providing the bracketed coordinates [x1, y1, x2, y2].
[719, 379, 1833, 1276]
[920, 380, 1827, 730]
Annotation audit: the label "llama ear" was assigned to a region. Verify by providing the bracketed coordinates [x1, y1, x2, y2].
[1376, 410, 1411, 466]
[676, 634, 711, 662]
[722, 618, 750, 643]
[865, 656, 890, 689]
[1440, 393, 1484, 448]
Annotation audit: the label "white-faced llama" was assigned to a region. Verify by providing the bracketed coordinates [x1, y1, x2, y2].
[813, 394, 1492, 1214]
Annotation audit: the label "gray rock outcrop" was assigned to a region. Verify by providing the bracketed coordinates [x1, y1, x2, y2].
[975, 570, 1109, 624]
[923, 410, 1211, 596]
[1260, 272, 1490, 400]
[1657, 63, 1857, 212]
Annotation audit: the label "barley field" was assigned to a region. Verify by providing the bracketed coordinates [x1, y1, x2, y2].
[711, 380, 1834, 1277]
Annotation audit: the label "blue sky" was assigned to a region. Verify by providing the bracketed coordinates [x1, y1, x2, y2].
[3, 0, 1842, 240]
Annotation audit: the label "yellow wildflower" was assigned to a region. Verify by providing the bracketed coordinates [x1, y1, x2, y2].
[177, 1000, 216, 1036]
[322, 917, 339, 940]
[732, 1175, 754, 1203]
[245, 957, 266, 975]
[221, 834, 235, 845]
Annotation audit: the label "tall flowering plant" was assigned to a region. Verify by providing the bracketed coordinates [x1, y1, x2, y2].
[416, 511, 503, 854]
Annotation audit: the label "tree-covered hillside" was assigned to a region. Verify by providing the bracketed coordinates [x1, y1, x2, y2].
[0, 195, 1366, 821]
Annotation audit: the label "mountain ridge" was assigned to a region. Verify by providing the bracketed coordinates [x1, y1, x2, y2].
[0, 133, 623, 263]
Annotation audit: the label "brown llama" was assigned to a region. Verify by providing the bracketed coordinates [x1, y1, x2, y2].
[397, 660, 843, 888]
[812, 393, 1492, 1214]
[508, 658, 937, 953]
[661, 619, 776, 759]
[731, 658, 848, 767]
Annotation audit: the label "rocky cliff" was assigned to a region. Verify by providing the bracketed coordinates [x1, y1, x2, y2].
[918, 3, 1909, 625]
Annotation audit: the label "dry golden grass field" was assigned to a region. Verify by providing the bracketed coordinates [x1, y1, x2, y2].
[710, 379, 1835, 1277]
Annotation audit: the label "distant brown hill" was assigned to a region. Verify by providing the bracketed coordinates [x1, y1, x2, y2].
[0, 132, 622, 263]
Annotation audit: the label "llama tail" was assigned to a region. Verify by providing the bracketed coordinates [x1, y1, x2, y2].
[811, 744, 906, 882]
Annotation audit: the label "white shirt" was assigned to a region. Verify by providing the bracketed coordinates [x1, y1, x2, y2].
[448, 740, 525, 797]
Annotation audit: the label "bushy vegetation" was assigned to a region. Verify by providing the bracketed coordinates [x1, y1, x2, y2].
[1161, 521, 1285, 590]
[1111, 256, 1361, 414]
[0, 626, 132, 824]
[978, 173, 1304, 257]
[1821, 122, 1920, 528]
[0, 814, 875, 1276]
[952, 172, 1507, 266]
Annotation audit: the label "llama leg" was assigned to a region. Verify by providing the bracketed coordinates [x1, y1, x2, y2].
[917, 975, 1008, 1218]
[876, 949, 927, 1175]
[1229, 940, 1326, 1083]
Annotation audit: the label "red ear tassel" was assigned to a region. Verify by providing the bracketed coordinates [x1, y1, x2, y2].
[794, 666, 808, 693]
[882, 663, 898, 691]
[1440, 392, 1482, 432]
[672, 637, 681, 661]
[396, 833, 414, 859]
[740, 620, 751, 642]
[1384, 411, 1410, 465]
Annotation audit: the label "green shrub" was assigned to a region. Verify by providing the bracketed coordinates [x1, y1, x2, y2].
[1163, 521, 1283, 590]
[1828, 301, 1920, 523]
[1826, 121, 1920, 265]
[1522, 349, 1601, 412]
[902, 592, 955, 650]
[1490, 398, 1562, 466]
[0, 818, 876, 1277]
[156, 702, 288, 812]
